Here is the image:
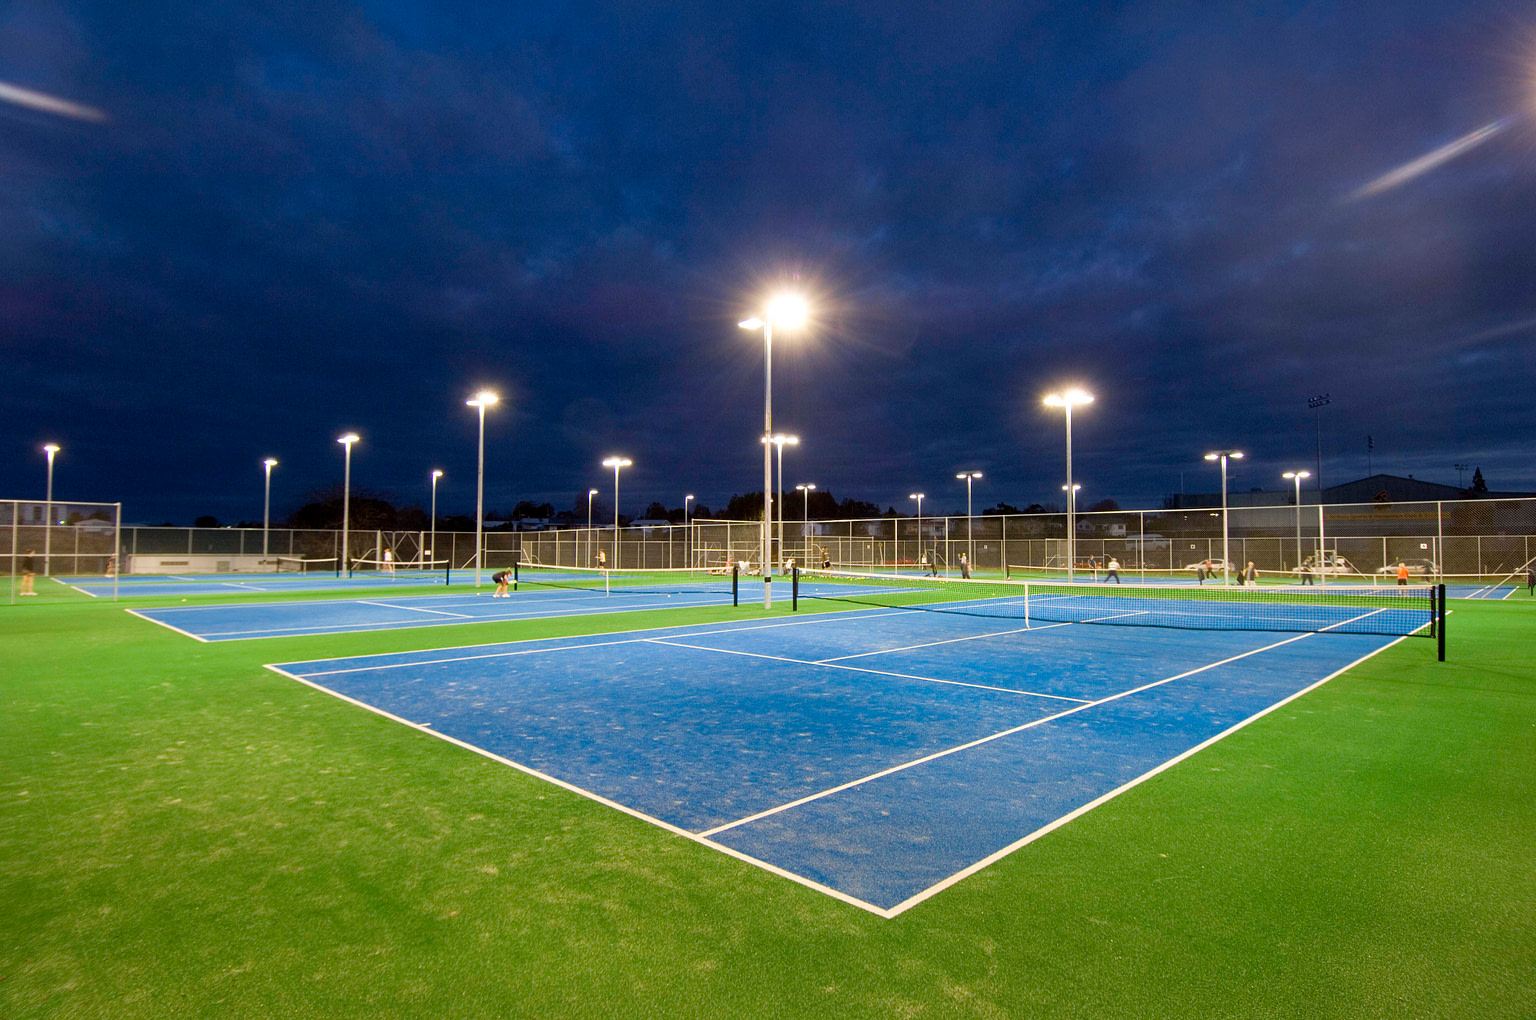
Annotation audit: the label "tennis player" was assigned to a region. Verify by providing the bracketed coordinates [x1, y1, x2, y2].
[491, 567, 511, 597]
[1103, 557, 1120, 584]
[1396, 561, 1410, 586]
[1527, 565, 1534, 596]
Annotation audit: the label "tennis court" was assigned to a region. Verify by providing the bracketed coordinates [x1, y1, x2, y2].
[268, 602, 1426, 915]
[64, 564, 452, 598]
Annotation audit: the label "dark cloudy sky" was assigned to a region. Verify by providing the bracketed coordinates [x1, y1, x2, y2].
[5, 1, 1535, 522]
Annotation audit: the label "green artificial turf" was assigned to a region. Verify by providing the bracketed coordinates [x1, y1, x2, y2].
[2, 581, 1532, 1018]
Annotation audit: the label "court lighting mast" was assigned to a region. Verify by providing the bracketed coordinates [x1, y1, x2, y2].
[796, 483, 816, 564]
[1204, 450, 1243, 585]
[1282, 470, 1311, 573]
[337, 434, 359, 576]
[587, 488, 599, 566]
[466, 391, 499, 588]
[956, 471, 982, 571]
[684, 494, 694, 569]
[739, 293, 809, 608]
[42, 444, 59, 577]
[602, 457, 631, 568]
[762, 434, 799, 571]
[1044, 389, 1093, 581]
[430, 470, 443, 567]
[262, 458, 278, 561]
[909, 493, 925, 567]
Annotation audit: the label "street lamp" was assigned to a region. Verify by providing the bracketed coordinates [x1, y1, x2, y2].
[262, 458, 278, 562]
[684, 494, 694, 568]
[761, 433, 799, 572]
[1044, 388, 1094, 580]
[587, 488, 599, 566]
[430, 470, 443, 568]
[337, 434, 359, 576]
[909, 493, 925, 569]
[42, 444, 59, 577]
[796, 483, 816, 565]
[1204, 450, 1244, 585]
[740, 292, 809, 607]
[602, 457, 631, 568]
[1282, 470, 1312, 575]
[956, 471, 982, 572]
[465, 390, 499, 587]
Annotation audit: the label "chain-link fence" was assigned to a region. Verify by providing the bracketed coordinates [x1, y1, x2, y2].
[71, 496, 1536, 585]
[2, 499, 122, 601]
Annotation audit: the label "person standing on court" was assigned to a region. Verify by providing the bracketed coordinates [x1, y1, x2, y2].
[1103, 557, 1121, 584]
[1396, 561, 1410, 586]
[1245, 561, 1257, 585]
[1527, 565, 1535, 596]
[19, 549, 37, 595]
[596, 548, 607, 569]
[959, 553, 971, 579]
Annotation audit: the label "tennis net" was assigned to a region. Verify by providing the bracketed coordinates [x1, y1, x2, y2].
[513, 563, 738, 603]
[348, 558, 451, 583]
[275, 556, 339, 574]
[793, 567, 1442, 639]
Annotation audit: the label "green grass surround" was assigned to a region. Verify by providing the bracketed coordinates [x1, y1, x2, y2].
[2, 584, 1532, 1018]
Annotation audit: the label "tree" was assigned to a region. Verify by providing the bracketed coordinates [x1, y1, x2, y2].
[193, 515, 220, 528]
[1471, 467, 1487, 493]
[1086, 498, 1120, 513]
[724, 492, 765, 521]
[834, 497, 881, 519]
[643, 501, 670, 521]
[983, 502, 1022, 516]
[511, 501, 554, 519]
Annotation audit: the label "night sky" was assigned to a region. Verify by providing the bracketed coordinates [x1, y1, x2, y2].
[5, 2, 1535, 523]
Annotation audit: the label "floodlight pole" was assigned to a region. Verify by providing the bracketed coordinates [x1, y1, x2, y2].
[262, 458, 278, 560]
[602, 458, 631, 568]
[1044, 390, 1093, 582]
[740, 296, 807, 608]
[587, 489, 598, 566]
[1283, 471, 1311, 573]
[957, 472, 982, 570]
[337, 434, 359, 576]
[1205, 450, 1243, 585]
[796, 484, 816, 564]
[430, 470, 443, 569]
[42, 444, 59, 577]
[909, 493, 925, 566]
[684, 494, 694, 569]
[466, 392, 498, 587]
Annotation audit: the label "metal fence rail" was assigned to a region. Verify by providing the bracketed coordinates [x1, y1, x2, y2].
[2, 499, 122, 602]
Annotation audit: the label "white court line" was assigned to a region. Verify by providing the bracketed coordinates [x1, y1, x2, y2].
[646, 638, 1091, 704]
[124, 608, 211, 643]
[815, 622, 1071, 662]
[263, 663, 895, 918]
[286, 608, 911, 676]
[356, 600, 473, 619]
[884, 630, 1415, 917]
[697, 630, 1317, 840]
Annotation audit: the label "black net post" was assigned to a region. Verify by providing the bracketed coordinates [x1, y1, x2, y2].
[512, 561, 520, 592]
[732, 562, 739, 607]
[792, 566, 799, 611]
[1438, 583, 1446, 662]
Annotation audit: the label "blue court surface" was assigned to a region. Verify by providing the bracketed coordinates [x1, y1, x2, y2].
[65, 569, 456, 598]
[130, 584, 759, 640]
[268, 608, 1416, 916]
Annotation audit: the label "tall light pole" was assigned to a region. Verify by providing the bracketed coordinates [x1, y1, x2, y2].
[684, 494, 694, 568]
[796, 483, 816, 565]
[430, 469, 443, 567]
[1283, 470, 1311, 574]
[466, 391, 499, 587]
[1308, 394, 1330, 493]
[42, 444, 59, 577]
[762, 433, 799, 571]
[909, 493, 925, 568]
[740, 293, 809, 608]
[1044, 389, 1094, 581]
[587, 488, 599, 566]
[1204, 450, 1244, 585]
[602, 457, 631, 568]
[262, 458, 278, 561]
[337, 434, 359, 575]
[956, 471, 982, 571]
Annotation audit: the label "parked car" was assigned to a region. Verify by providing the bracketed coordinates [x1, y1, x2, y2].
[1377, 558, 1437, 576]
